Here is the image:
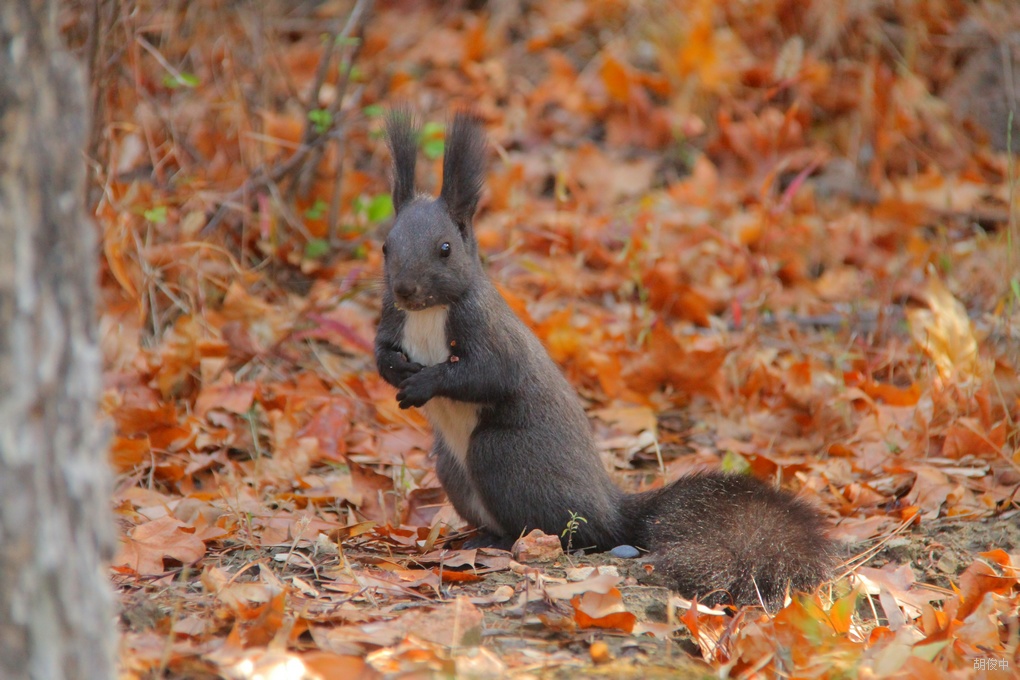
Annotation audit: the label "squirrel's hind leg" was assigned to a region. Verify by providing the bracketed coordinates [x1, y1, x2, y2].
[434, 437, 506, 538]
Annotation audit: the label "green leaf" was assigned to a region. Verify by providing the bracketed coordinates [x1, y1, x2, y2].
[341, 62, 363, 82]
[143, 206, 168, 224]
[363, 104, 384, 119]
[304, 238, 330, 259]
[335, 35, 361, 47]
[162, 72, 199, 89]
[421, 121, 444, 136]
[366, 194, 394, 222]
[308, 108, 332, 135]
[720, 450, 750, 474]
[421, 121, 445, 159]
[422, 138, 444, 159]
[304, 199, 328, 220]
[912, 640, 950, 661]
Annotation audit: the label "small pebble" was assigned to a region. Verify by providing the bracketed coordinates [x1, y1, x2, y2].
[610, 544, 640, 559]
[590, 641, 613, 664]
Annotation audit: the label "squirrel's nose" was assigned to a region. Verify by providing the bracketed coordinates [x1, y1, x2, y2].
[393, 281, 419, 300]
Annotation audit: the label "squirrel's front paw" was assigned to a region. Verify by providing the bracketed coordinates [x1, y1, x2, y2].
[379, 352, 424, 388]
[396, 370, 436, 409]
[389, 361, 424, 387]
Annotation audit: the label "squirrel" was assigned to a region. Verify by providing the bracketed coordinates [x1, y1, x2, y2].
[375, 110, 836, 608]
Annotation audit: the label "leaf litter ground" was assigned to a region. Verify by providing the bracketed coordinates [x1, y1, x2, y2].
[69, 0, 1020, 677]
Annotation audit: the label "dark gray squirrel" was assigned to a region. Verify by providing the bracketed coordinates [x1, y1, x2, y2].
[375, 110, 836, 608]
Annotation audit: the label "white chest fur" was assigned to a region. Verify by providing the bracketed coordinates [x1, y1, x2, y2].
[401, 307, 480, 470]
[402, 307, 451, 366]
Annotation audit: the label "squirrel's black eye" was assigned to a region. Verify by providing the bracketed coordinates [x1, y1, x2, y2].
[440, 242, 451, 258]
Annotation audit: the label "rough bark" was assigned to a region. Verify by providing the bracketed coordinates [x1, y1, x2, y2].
[0, 1, 116, 679]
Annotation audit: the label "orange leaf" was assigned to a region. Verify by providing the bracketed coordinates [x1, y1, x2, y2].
[261, 112, 304, 153]
[298, 399, 353, 461]
[244, 591, 287, 647]
[979, 549, 1013, 568]
[495, 283, 536, 329]
[900, 505, 921, 523]
[115, 517, 207, 575]
[625, 323, 727, 400]
[463, 15, 487, 62]
[111, 403, 192, 449]
[643, 261, 714, 326]
[433, 568, 483, 583]
[679, 604, 701, 640]
[103, 213, 139, 299]
[194, 374, 257, 418]
[827, 589, 858, 635]
[347, 459, 397, 524]
[600, 54, 632, 103]
[585, 350, 627, 400]
[539, 308, 583, 363]
[109, 435, 151, 472]
[942, 418, 1004, 459]
[952, 559, 1017, 622]
[302, 652, 377, 680]
[860, 381, 921, 406]
[570, 589, 636, 633]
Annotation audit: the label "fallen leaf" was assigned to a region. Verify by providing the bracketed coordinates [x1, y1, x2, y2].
[511, 529, 563, 562]
[115, 517, 207, 575]
[907, 275, 982, 381]
[399, 597, 484, 648]
[193, 373, 256, 418]
[546, 571, 624, 600]
[571, 589, 636, 633]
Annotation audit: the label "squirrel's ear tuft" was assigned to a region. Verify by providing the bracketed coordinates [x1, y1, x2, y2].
[440, 112, 487, 229]
[386, 108, 420, 214]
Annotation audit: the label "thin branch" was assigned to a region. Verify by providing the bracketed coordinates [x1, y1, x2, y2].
[328, 86, 363, 245]
[293, 0, 371, 199]
[201, 0, 373, 237]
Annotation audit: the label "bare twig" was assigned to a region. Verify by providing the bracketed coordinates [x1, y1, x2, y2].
[201, 0, 372, 238]
[199, 133, 331, 236]
[292, 0, 371, 199]
[328, 86, 363, 245]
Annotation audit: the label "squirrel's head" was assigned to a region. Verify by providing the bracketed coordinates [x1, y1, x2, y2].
[382, 110, 486, 311]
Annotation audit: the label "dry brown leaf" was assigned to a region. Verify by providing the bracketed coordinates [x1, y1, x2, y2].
[511, 529, 563, 562]
[624, 324, 727, 401]
[116, 517, 207, 575]
[571, 589, 636, 633]
[193, 373, 256, 418]
[545, 571, 623, 600]
[399, 597, 484, 648]
[907, 275, 982, 381]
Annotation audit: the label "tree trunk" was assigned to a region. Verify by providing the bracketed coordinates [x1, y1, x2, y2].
[0, 2, 116, 679]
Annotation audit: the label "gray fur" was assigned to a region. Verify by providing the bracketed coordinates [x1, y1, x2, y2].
[376, 111, 836, 608]
[385, 108, 419, 215]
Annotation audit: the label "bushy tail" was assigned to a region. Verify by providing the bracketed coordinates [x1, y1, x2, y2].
[623, 472, 836, 609]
